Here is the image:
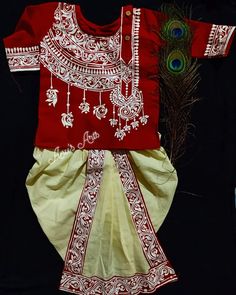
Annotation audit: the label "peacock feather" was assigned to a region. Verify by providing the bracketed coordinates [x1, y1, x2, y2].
[162, 18, 190, 40]
[166, 49, 189, 74]
[159, 2, 201, 164]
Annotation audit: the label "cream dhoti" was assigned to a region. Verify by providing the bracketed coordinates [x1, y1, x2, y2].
[26, 147, 178, 294]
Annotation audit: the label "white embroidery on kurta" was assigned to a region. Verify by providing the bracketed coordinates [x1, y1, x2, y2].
[63, 150, 105, 274]
[93, 92, 108, 120]
[40, 3, 149, 140]
[61, 84, 74, 128]
[41, 34, 121, 90]
[204, 24, 235, 57]
[5, 46, 40, 72]
[46, 88, 58, 106]
[46, 72, 59, 107]
[109, 8, 149, 141]
[40, 3, 121, 91]
[78, 89, 90, 113]
[53, 4, 121, 65]
[59, 150, 177, 294]
[132, 8, 141, 89]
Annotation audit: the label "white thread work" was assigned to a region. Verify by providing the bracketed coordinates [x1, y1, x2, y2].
[5, 46, 40, 71]
[204, 24, 235, 57]
[40, 3, 149, 140]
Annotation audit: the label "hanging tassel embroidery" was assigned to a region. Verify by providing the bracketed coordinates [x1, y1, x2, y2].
[109, 105, 118, 127]
[79, 89, 90, 114]
[46, 72, 59, 107]
[61, 84, 74, 128]
[109, 8, 148, 141]
[139, 91, 149, 125]
[93, 92, 108, 120]
[110, 84, 148, 140]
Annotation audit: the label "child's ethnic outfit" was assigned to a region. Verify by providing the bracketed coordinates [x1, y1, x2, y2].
[3, 2, 235, 294]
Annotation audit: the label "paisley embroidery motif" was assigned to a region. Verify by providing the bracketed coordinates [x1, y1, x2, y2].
[46, 88, 59, 107]
[61, 112, 74, 128]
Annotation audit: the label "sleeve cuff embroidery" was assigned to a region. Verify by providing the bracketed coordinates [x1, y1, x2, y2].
[5, 46, 40, 72]
[204, 24, 236, 57]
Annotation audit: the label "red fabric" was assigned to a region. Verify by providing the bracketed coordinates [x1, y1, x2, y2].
[189, 18, 235, 58]
[4, 3, 56, 48]
[36, 70, 160, 150]
[3, 2, 235, 150]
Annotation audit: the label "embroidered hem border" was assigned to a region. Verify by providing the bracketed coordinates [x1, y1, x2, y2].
[63, 150, 105, 273]
[59, 263, 177, 295]
[112, 151, 167, 266]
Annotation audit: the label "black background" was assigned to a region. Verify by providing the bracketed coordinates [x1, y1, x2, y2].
[0, 1, 236, 295]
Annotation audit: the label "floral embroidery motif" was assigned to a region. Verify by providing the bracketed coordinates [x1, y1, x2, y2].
[5, 46, 40, 72]
[93, 92, 108, 120]
[93, 104, 108, 119]
[63, 150, 105, 274]
[79, 100, 90, 114]
[204, 24, 235, 57]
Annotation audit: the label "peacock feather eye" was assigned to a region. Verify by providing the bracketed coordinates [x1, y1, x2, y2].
[163, 19, 189, 40]
[166, 50, 188, 74]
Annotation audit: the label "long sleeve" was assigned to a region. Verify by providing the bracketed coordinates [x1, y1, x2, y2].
[3, 6, 41, 72]
[3, 3, 57, 72]
[189, 19, 236, 58]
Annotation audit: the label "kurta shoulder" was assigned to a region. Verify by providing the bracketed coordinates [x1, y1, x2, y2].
[17, 2, 59, 37]
[23, 1, 59, 11]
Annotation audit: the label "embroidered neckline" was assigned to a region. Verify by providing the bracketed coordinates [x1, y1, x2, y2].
[75, 3, 126, 37]
[41, 6, 122, 89]
[56, 2, 131, 38]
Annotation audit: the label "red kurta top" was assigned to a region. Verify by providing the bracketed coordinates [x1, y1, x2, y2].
[4, 2, 235, 150]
